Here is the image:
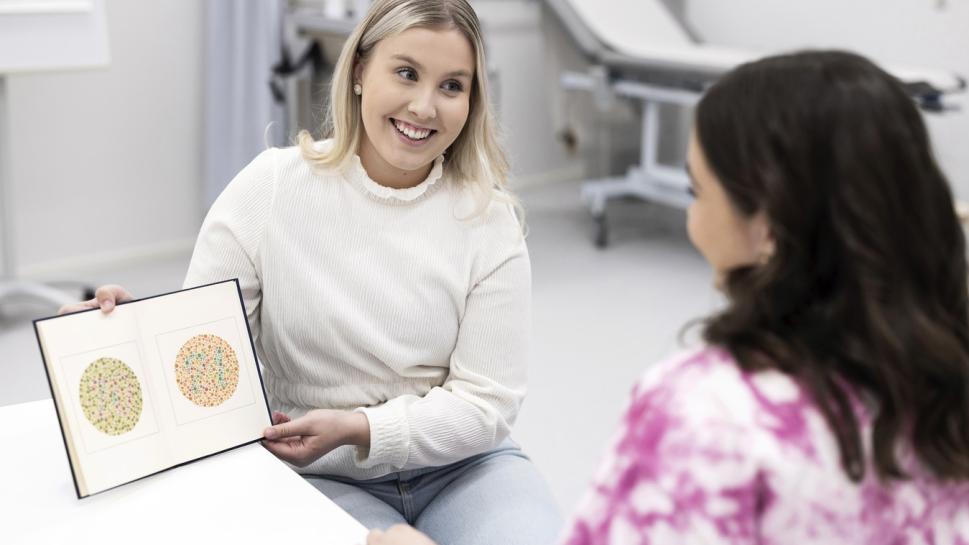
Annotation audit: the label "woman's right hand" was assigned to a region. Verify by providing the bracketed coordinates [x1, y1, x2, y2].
[57, 284, 134, 315]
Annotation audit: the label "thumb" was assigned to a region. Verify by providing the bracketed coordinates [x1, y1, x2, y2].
[95, 285, 133, 313]
[264, 417, 311, 440]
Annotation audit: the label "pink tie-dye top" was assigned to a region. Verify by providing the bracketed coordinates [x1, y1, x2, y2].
[560, 347, 969, 544]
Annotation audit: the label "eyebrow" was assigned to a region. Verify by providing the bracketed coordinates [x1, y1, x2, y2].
[391, 54, 472, 79]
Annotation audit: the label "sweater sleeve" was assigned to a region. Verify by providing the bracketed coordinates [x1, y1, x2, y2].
[560, 350, 763, 545]
[354, 204, 531, 469]
[183, 149, 276, 339]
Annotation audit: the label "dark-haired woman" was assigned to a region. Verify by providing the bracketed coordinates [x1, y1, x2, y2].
[366, 49, 969, 545]
[558, 50, 969, 544]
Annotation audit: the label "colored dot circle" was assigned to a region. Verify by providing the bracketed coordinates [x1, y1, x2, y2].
[79, 357, 143, 436]
[174, 334, 240, 407]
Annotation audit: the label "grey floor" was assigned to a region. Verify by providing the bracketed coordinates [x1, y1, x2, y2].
[0, 179, 720, 514]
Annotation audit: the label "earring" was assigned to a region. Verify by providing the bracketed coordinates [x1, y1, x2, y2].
[353, 83, 362, 96]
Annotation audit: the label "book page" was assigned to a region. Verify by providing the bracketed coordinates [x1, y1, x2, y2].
[35, 280, 271, 497]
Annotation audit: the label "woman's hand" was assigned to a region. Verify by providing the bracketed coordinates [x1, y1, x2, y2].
[262, 409, 371, 467]
[57, 284, 133, 315]
[366, 525, 438, 545]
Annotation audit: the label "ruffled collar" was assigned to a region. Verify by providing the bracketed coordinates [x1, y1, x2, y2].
[336, 142, 446, 204]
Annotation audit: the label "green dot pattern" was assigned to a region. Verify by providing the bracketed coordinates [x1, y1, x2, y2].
[79, 357, 143, 436]
[174, 334, 240, 407]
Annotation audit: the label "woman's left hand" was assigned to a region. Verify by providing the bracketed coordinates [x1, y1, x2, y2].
[262, 409, 370, 467]
[366, 525, 438, 545]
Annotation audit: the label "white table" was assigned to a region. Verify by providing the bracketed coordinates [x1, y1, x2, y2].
[0, 399, 369, 545]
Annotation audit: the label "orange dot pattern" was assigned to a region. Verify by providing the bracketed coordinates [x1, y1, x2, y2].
[174, 334, 240, 407]
[79, 357, 143, 436]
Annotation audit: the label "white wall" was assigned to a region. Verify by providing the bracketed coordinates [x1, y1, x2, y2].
[685, 0, 969, 198]
[474, 0, 695, 189]
[6, 0, 202, 278]
[473, 0, 588, 186]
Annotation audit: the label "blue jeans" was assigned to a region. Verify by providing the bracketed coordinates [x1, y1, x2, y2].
[304, 440, 562, 545]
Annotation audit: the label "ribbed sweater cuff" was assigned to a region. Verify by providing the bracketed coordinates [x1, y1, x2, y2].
[354, 405, 410, 469]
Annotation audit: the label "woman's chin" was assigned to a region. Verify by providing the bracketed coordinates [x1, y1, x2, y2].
[384, 151, 437, 174]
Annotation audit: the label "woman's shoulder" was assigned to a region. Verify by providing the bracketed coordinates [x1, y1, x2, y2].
[268, 143, 328, 176]
[258, 139, 345, 175]
[445, 183, 524, 236]
[211, 147, 283, 210]
[631, 346, 813, 437]
[633, 345, 743, 399]
[225, 146, 311, 186]
[229, 142, 349, 201]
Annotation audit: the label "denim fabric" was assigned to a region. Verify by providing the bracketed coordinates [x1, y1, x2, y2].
[305, 440, 562, 545]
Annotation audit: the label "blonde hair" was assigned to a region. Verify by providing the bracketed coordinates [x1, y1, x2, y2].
[298, 0, 520, 221]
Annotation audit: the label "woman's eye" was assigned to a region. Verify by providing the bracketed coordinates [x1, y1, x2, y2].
[442, 80, 464, 93]
[396, 68, 417, 81]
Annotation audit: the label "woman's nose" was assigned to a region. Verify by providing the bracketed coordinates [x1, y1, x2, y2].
[407, 88, 437, 121]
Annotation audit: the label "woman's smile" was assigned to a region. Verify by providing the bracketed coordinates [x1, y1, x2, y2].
[389, 117, 437, 146]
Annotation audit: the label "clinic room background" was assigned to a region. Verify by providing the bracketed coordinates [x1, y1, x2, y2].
[1, 0, 968, 512]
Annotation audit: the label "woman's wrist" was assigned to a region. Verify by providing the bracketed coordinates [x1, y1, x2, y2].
[342, 411, 371, 448]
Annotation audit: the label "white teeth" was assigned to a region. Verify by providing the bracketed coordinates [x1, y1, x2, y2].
[394, 120, 431, 140]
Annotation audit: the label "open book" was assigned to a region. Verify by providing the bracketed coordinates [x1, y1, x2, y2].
[34, 279, 272, 498]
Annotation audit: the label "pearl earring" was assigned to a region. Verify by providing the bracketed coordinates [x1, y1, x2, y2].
[353, 83, 362, 96]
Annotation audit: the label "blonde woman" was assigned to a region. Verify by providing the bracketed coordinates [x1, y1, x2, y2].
[59, 0, 560, 542]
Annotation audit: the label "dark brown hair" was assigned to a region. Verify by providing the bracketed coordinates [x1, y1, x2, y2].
[697, 50, 969, 482]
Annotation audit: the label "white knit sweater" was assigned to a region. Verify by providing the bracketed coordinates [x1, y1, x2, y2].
[183, 142, 531, 479]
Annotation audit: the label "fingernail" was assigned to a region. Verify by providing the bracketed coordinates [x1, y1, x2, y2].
[102, 301, 114, 312]
[264, 427, 276, 439]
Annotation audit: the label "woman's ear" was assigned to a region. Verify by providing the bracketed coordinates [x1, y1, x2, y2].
[750, 212, 775, 264]
[352, 55, 364, 86]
